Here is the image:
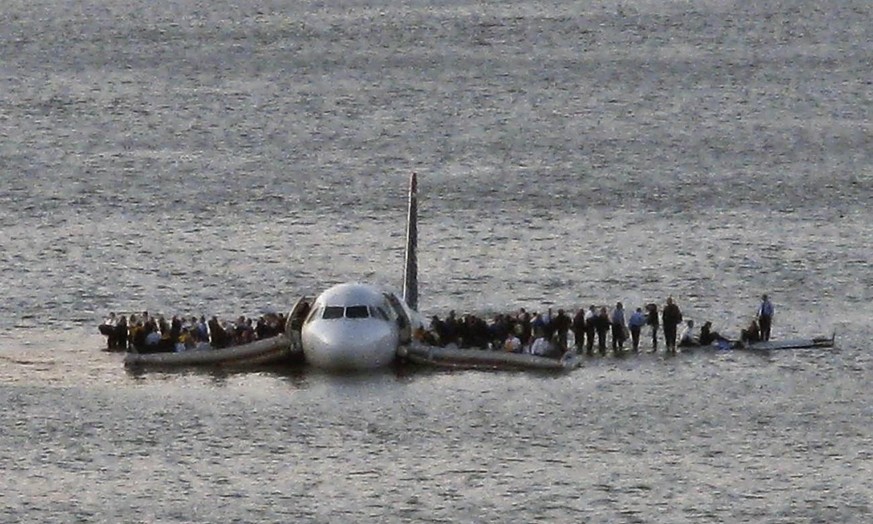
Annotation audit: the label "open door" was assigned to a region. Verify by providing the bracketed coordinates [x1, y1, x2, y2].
[384, 293, 413, 344]
[284, 296, 310, 352]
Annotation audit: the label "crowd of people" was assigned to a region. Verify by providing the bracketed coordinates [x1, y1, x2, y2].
[100, 295, 775, 358]
[99, 310, 290, 353]
[420, 294, 776, 358]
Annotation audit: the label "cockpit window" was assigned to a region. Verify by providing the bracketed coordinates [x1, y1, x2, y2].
[345, 305, 370, 319]
[370, 306, 389, 321]
[322, 306, 345, 319]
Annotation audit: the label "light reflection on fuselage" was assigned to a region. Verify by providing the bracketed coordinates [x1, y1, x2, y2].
[300, 283, 402, 370]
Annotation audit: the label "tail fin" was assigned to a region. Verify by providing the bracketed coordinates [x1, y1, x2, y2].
[402, 172, 418, 311]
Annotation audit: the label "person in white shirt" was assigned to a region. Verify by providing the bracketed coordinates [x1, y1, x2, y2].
[145, 329, 162, 348]
[584, 305, 597, 355]
[529, 335, 553, 357]
[503, 334, 522, 353]
[678, 320, 699, 347]
[99, 312, 118, 349]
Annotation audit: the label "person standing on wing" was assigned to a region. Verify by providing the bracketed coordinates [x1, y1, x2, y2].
[595, 307, 611, 355]
[662, 297, 683, 354]
[584, 305, 597, 355]
[757, 294, 775, 341]
[611, 302, 627, 353]
[628, 307, 647, 353]
[645, 303, 659, 352]
[572, 308, 587, 354]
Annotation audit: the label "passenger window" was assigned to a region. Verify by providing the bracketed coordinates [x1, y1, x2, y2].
[346, 305, 370, 319]
[322, 306, 344, 319]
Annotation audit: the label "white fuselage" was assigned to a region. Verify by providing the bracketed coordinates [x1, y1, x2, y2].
[298, 173, 423, 371]
[301, 283, 408, 370]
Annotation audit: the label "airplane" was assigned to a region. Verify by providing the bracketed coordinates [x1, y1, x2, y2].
[123, 173, 581, 372]
[296, 172, 425, 370]
[123, 173, 424, 370]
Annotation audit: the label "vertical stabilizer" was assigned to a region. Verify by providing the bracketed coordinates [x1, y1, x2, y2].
[402, 172, 418, 311]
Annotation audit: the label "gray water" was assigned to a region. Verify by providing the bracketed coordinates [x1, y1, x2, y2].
[1, 0, 872, 521]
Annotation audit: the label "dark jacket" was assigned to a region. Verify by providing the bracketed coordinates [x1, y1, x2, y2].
[662, 304, 683, 328]
[646, 304, 659, 327]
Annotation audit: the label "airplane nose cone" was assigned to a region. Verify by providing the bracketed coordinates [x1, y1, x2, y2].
[303, 320, 398, 370]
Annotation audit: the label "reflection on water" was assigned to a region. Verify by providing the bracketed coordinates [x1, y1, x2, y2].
[1, 330, 871, 521]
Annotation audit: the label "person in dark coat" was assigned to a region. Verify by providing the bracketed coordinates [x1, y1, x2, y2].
[542, 308, 555, 344]
[741, 319, 761, 344]
[115, 315, 128, 351]
[646, 303, 659, 352]
[594, 307, 611, 356]
[517, 309, 532, 347]
[170, 315, 182, 344]
[131, 320, 148, 352]
[208, 316, 229, 349]
[699, 321, 731, 346]
[611, 302, 626, 353]
[661, 297, 683, 354]
[572, 308, 587, 354]
[552, 309, 571, 351]
[444, 310, 459, 346]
